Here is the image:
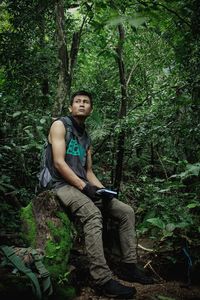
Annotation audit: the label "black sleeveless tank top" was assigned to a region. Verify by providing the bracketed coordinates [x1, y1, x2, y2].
[51, 116, 91, 188]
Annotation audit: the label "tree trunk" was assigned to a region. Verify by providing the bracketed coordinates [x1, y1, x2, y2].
[20, 190, 73, 278]
[113, 24, 127, 191]
[52, 0, 69, 117]
[52, 2, 87, 117]
[68, 32, 80, 94]
[191, 0, 200, 108]
[38, 13, 49, 97]
[61, 31, 81, 114]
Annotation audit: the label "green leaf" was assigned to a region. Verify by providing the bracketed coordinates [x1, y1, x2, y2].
[179, 163, 200, 179]
[157, 296, 176, 300]
[107, 15, 146, 28]
[107, 16, 124, 26]
[161, 230, 173, 241]
[2, 145, 12, 150]
[186, 163, 200, 176]
[12, 111, 21, 118]
[128, 16, 146, 28]
[187, 202, 200, 209]
[147, 218, 165, 229]
[176, 222, 189, 229]
[165, 223, 176, 232]
[40, 118, 46, 124]
[158, 188, 171, 193]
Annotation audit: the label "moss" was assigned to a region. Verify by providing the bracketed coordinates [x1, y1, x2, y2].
[43, 211, 73, 278]
[12, 199, 76, 299]
[53, 284, 76, 300]
[20, 200, 74, 280]
[20, 202, 36, 248]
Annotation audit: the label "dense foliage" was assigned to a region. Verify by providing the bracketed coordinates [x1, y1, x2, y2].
[1, 0, 199, 266]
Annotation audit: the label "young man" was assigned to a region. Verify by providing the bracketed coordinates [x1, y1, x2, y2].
[48, 90, 153, 299]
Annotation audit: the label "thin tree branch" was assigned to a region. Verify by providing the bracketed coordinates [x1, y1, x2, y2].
[155, 149, 169, 180]
[137, 0, 191, 27]
[92, 134, 111, 157]
[126, 62, 140, 88]
[138, 244, 154, 252]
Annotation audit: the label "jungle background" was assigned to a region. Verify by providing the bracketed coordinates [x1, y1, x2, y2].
[0, 0, 200, 299]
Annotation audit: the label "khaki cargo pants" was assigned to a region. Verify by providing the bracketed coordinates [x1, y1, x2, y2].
[55, 184, 137, 285]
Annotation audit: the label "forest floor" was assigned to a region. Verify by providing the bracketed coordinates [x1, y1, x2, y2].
[72, 281, 200, 300]
[69, 238, 200, 300]
[74, 281, 200, 300]
[1, 228, 200, 300]
[0, 235, 200, 300]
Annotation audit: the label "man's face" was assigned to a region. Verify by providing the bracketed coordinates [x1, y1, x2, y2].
[69, 95, 93, 118]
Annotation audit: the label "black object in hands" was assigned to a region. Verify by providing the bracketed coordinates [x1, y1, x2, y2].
[96, 188, 117, 200]
[82, 183, 99, 200]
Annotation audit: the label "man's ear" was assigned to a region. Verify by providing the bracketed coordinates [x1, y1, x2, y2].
[68, 106, 72, 113]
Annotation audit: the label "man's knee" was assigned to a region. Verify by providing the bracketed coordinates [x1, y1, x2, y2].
[116, 201, 135, 217]
[125, 205, 135, 216]
[119, 204, 135, 224]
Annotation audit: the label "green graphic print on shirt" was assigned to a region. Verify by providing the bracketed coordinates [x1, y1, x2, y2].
[66, 137, 86, 162]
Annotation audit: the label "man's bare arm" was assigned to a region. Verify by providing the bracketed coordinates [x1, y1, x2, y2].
[49, 120, 86, 190]
[86, 148, 104, 188]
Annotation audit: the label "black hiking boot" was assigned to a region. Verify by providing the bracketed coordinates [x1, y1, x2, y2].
[96, 278, 136, 299]
[117, 263, 155, 285]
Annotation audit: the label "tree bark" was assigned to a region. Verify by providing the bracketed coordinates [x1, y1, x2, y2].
[113, 24, 127, 191]
[191, 0, 200, 107]
[52, 0, 69, 117]
[52, 2, 89, 117]
[38, 12, 49, 97]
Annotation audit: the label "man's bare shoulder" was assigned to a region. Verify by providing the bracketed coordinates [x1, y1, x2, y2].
[50, 120, 65, 131]
[49, 120, 66, 142]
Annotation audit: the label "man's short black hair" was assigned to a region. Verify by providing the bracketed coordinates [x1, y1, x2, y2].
[70, 90, 93, 108]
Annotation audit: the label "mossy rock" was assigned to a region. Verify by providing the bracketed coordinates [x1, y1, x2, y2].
[20, 190, 74, 279]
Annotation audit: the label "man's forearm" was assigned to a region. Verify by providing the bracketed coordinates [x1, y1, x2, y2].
[86, 169, 104, 188]
[54, 161, 86, 190]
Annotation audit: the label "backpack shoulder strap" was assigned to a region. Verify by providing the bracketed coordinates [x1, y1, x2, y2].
[0, 245, 42, 299]
[30, 249, 53, 296]
[59, 116, 73, 145]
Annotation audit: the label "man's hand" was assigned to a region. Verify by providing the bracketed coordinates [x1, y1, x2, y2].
[82, 183, 99, 200]
[100, 194, 115, 200]
[96, 188, 117, 200]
